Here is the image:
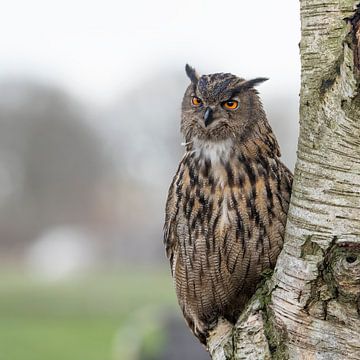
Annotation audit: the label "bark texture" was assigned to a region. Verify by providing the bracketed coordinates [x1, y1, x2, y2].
[207, 1, 360, 358]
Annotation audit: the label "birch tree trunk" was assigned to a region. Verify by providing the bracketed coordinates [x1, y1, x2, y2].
[207, 1, 360, 358]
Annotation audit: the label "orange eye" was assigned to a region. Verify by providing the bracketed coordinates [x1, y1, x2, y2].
[191, 96, 202, 106]
[222, 100, 239, 110]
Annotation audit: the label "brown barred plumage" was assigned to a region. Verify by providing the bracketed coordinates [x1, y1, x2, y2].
[164, 65, 293, 345]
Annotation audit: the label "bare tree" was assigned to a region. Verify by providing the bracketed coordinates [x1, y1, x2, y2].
[208, 1, 360, 359]
[0, 81, 108, 251]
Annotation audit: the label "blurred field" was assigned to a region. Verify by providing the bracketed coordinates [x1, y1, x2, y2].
[0, 267, 177, 360]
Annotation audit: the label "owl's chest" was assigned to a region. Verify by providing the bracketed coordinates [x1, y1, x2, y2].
[177, 160, 242, 240]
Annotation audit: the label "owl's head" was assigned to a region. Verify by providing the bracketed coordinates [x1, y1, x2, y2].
[181, 64, 268, 144]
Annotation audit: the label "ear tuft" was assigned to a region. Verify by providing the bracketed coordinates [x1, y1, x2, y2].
[185, 64, 199, 84]
[241, 77, 269, 89]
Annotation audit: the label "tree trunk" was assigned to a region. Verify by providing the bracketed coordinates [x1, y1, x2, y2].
[207, 1, 360, 359]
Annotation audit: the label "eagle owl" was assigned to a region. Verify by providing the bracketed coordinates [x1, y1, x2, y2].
[164, 65, 293, 345]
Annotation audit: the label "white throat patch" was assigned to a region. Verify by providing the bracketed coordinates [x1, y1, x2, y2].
[192, 138, 234, 164]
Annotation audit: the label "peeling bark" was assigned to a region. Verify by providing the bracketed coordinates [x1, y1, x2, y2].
[207, 1, 360, 359]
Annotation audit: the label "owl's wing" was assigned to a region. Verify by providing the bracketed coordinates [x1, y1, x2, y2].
[163, 161, 184, 275]
[224, 156, 293, 281]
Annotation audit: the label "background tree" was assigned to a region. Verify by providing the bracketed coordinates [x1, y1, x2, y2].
[208, 1, 360, 358]
[0, 81, 107, 253]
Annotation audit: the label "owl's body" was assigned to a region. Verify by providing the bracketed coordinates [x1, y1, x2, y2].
[164, 66, 292, 345]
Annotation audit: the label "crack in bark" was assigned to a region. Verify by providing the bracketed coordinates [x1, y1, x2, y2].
[319, 56, 343, 99]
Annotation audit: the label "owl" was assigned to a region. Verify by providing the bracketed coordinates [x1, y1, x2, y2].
[164, 64, 293, 345]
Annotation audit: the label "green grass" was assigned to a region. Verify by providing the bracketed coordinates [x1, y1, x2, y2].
[0, 267, 177, 360]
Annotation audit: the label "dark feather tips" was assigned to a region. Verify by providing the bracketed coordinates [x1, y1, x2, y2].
[230, 77, 269, 95]
[241, 77, 269, 89]
[185, 64, 199, 84]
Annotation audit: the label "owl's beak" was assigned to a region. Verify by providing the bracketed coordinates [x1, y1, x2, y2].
[204, 107, 213, 127]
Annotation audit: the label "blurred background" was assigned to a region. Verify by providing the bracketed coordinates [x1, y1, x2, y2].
[0, 1, 300, 359]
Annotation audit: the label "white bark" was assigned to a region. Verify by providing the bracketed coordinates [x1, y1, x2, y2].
[207, 1, 360, 358]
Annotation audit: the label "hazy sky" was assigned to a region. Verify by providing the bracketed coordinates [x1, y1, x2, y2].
[0, 0, 301, 106]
